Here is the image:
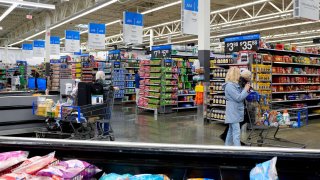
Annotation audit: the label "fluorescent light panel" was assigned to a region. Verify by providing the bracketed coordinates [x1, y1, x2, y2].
[0, 0, 55, 9]
[141, 1, 181, 15]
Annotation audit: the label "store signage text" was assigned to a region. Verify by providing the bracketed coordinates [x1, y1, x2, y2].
[224, 34, 260, 53]
[123, 11, 144, 45]
[151, 45, 172, 59]
[65, 30, 80, 52]
[50, 36, 60, 56]
[22, 44, 33, 59]
[88, 23, 106, 50]
[181, 0, 198, 35]
[33, 40, 45, 58]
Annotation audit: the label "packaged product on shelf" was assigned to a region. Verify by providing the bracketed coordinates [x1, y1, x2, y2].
[0, 151, 29, 172]
[249, 157, 278, 180]
[100, 173, 132, 180]
[129, 174, 170, 180]
[13, 152, 55, 175]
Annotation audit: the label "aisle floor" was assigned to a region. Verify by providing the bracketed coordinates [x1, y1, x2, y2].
[111, 105, 320, 149]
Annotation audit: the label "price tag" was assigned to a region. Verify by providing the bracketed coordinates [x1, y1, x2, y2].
[151, 45, 172, 59]
[224, 34, 260, 53]
[108, 50, 121, 60]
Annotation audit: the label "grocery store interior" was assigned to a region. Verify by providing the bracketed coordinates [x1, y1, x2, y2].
[0, 0, 320, 179]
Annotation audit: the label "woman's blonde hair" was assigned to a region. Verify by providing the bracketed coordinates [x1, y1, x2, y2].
[225, 67, 240, 83]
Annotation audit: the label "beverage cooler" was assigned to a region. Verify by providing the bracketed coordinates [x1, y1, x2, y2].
[0, 137, 319, 179]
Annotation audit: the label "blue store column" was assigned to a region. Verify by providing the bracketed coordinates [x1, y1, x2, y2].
[198, 0, 211, 120]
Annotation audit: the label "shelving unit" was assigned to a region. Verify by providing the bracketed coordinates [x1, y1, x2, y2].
[257, 48, 320, 119]
[122, 60, 139, 103]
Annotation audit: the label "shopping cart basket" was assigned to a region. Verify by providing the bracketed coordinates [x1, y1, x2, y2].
[245, 92, 306, 148]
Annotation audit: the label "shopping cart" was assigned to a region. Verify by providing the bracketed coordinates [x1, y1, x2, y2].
[33, 86, 115, 141]
[245, 92, 306, 148]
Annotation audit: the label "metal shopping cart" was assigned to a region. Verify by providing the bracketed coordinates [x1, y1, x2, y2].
[33, 86, 116, 141]
[245, 92, 306, 148]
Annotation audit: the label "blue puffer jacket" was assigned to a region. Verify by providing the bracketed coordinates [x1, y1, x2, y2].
[223, 82, 249, 124]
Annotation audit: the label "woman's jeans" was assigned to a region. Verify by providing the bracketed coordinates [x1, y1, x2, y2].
[225, 122, 241, 146]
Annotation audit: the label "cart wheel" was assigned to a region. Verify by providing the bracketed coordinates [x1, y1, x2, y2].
[110, 136, 115, 141]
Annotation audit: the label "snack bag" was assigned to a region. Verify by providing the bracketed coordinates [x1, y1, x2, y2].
[250, 157, 278, 180]
[0, 173, 53, 180]
[99, 173, 132, 180]
[0, 151, 29, 172]
[129, 174, 170, 180]
[13, 152, 55, 175]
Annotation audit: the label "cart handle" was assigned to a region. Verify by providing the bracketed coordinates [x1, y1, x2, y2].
[60, 105, 81, 123]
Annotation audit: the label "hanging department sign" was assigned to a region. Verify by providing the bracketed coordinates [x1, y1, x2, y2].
[123, 11, 144, 45]
[181, 0, 198, 35]
[88, 23, 106, 50]
[294, 0, 319, 21]
[22, 44, 33, 59]
[33, 40, 45, 57]
[50, 36, 60, 55]
[65, 30, 80, 52]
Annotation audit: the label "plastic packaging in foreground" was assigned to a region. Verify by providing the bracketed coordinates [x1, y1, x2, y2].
[250, 157, 278, 180]
[0, 151, 29, 172]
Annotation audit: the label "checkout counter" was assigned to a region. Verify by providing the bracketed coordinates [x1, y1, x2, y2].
[0, 91, 59, 135]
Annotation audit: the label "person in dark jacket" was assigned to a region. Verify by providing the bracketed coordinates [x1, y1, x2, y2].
[135, 70, 141, 105]
[223, 67, 251, 146]
[220, 69, 252, 144]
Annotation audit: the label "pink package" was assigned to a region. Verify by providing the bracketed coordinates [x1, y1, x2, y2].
[13, 152, 55, 175]
[36, 160, 101, 179]
[0, 173, 53, 180]
[0, 151, 29, 172]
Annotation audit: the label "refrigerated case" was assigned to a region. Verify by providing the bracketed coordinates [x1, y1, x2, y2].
[0, 136, 319, 179]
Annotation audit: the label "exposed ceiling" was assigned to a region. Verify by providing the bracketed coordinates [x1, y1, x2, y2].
[0, 0, 319, 49]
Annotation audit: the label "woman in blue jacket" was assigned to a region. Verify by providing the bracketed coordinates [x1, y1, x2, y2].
[223, 67, 251, 146]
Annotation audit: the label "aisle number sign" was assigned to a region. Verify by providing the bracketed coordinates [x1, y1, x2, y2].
[294, 0, 319, 21]
[50, 36, 60, 55]
[123, 11, 144, 45]
[224, 34, 260, 54]
[151, 45, 172, 59]
[181, 0, 198, 35]
[33, 40, 45, 57]
[88, 23, 106, 50]
[65, 30, 80, 52]
[22, 44, 33, 59]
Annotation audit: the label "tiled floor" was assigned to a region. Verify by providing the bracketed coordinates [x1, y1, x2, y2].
[111, 104, 320, 149]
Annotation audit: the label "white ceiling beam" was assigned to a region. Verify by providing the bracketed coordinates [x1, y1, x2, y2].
[241, 8, 252, 18]
[0, 0, 55, 9]
[268, 2, 282, 13]
[0, 3, 17, 22]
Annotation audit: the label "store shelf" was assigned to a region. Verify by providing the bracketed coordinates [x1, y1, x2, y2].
[146, 96, 159, 99]
[258, 48, 320, 57]
[125, 67, 139, 69]
[172, 106, 198, 110]
[177, 94, 196, 96]
[125, 87, 135, 89]
[125, 93, 135, 95]
[148, 90, 160, 92]
[146, 84, 160, 86]
[272, 83, 320, 85]
[272, 90, 320, 94]
[206, 117, 225, 122]
[272, 98, 320, 103]
[122, 100, 135, 103]
[272, 62, 320, 67]
[273, 74, 320, 76]
[207, 104, 226, 107]
[144, 77, 161, 79]
[125, 73, 135, 74]
[209, 91, 224, 94]
[276, 105, 320, 111]
[177, 101, 194, 103]
[125, 80, 135, 81]
[213, 63, 246, 66]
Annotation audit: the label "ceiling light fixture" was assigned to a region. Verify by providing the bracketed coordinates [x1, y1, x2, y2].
[0, 0, 55, 9]
[0, 4, 17, 22]
[141, 1, 181, 15]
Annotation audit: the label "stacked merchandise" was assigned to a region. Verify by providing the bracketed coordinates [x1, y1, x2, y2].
[0, 64, 6, 90]
[123, 60, 139, 103]
[16, 61, 27, 89]
[258, 48, 320, 119]
[81, 62, 93, 82]
[205, 55, 240, 122]
[71, 62, 82, 80]
[0, 150, 219, 180]
[112, 61, 125, 99]
[138, 59, 178, 113]
[50, 62, 60, 91]
[173, 58, 197, 110]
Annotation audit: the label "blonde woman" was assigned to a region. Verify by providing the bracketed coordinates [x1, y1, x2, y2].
[222, 67, 251, 146]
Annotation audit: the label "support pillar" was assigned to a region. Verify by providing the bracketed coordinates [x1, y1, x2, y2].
[149, 29, 154, 49]
[45, 15, 51, 77]
[198, 0, 211, 120]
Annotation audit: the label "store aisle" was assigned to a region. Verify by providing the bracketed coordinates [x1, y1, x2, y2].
[110, 104, 320, 149]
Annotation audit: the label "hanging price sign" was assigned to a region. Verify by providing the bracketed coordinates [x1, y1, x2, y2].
[108, 50, 121, 60]
[225, 33, 260, 53]
[151, 45, 172, 59]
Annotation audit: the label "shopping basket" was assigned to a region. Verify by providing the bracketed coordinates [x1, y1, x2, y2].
[245, 92, 306, 148]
